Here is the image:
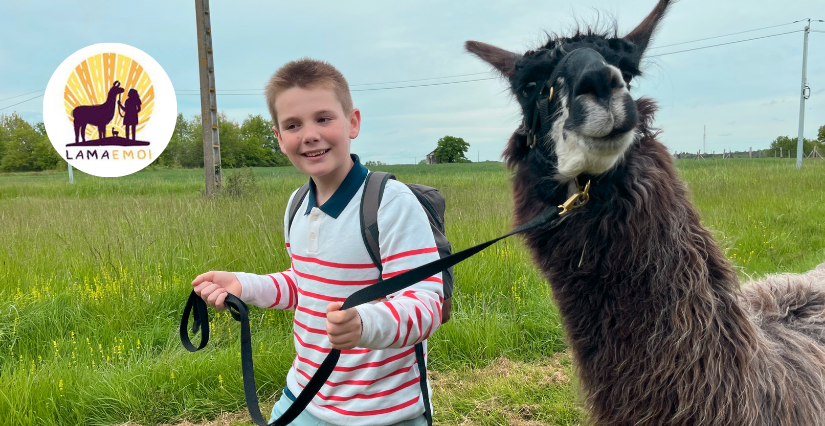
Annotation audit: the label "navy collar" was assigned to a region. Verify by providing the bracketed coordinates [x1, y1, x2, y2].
[305, 154, 368, 218]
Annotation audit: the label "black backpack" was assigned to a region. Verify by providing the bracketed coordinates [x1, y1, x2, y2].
[288, 171, 454, 322]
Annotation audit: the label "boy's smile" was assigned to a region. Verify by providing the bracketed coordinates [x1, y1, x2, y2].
[273, 87, 360, 200]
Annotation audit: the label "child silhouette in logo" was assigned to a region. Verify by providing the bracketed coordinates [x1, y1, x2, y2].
[118, 88, 142, 140]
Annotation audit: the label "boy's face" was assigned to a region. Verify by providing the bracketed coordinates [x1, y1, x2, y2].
[272, 87, 360, 183]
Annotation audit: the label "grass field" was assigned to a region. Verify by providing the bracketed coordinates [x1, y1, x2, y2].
[1, 158, 823, 425]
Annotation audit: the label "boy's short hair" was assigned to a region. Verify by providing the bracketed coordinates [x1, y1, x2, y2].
[265, 58, 353, 130]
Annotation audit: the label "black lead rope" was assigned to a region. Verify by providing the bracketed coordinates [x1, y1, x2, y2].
[180, 199, 579, 426]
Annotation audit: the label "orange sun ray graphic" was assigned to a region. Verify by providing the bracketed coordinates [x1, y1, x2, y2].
[63, 53, 154, 141]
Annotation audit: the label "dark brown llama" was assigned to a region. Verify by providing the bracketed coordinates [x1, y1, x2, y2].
[467, 1, 825, 424]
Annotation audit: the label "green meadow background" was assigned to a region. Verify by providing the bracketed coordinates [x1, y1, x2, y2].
[1, 158, 824, 425]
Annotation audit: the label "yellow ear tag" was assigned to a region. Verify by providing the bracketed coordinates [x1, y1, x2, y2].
[548, 86, 554, 102]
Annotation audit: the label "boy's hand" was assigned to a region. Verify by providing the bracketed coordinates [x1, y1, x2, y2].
[191, 271, 242, 311]
[326, 302, 362, 350]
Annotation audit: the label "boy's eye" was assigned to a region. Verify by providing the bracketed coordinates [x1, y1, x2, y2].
[318, 117, 331, 124]
[285, 123, 298, 130]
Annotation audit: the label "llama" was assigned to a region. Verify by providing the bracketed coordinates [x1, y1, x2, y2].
[467, 1, 825, 424]
[72, 80, 124, 143]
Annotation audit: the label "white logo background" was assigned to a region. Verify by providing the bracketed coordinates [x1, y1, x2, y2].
[43, 43, 177, 178]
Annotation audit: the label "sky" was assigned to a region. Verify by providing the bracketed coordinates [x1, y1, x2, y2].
[1, 0, 823, 165]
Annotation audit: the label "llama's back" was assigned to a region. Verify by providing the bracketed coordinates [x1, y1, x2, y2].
[739, 261, 825, 424]
[742, 261, 825, 346]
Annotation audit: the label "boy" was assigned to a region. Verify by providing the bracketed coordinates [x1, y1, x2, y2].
[191, 58, 443, 426]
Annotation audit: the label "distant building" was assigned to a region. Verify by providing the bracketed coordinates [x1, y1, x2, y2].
[426, 150, 436, 164]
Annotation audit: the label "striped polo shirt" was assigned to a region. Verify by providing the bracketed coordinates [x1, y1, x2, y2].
[235, 155, 444, 426]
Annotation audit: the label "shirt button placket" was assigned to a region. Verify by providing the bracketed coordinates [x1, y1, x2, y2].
[308, 208, 320, 254]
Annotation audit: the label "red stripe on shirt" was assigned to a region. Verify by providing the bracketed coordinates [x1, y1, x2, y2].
[266, 274, 282, 308]
[414, 306, 423, 341]
[283, 270, 297, 310]
[318, 395, 420, 416]
[295, 364, 414, 387]
[296, 305, 327, 318]
[299, 377, 420, 402]
[294, 319, 327, 336]
[292, 253, 376, 269]
[297, 287, 346, 303]
[402, 291, 434, 343]
[385, 302, 401, 346]
[296, 346, 415, 372]
[294, 267, 379, 286]
[381, 247, 438, 264]
[401, 314, 413, 347]
[294, 332, 370, 355]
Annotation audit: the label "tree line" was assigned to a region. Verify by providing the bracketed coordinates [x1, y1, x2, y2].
[1, 112, 822, 172]
[0, 112, 291, 172]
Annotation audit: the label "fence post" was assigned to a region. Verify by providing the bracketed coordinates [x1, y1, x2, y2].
[749, 147, 752, 158]
[780, 147, 783, 158]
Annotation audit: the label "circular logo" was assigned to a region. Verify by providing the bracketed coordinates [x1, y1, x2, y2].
[43, 43, 177, 177]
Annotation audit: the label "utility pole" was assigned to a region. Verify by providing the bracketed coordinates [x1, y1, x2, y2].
[195, 0, 222, 195]
[794, 19, 824, 168]
[703, 125, 706, 155]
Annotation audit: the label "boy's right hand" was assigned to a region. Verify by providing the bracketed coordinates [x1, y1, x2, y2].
[191, 271, 242, 311]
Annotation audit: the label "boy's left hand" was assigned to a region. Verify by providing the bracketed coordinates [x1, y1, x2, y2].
[326, 302, 362, 350]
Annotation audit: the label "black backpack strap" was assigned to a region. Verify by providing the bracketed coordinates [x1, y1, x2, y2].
[415, 342, 432, 425]
[288, 181, 312, 237]
[359, 171, 394, 271]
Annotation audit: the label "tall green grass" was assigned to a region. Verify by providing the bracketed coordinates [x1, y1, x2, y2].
[0, 158, 823, 425]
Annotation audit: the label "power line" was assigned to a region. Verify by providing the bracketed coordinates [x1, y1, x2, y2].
[174, 71, 493, 92]
[0, 89, 45, 103]
[649, 30, 803, 57]
[0, 94, 44, 112]
[649, 21, 800, 50]
[351, 77, 496, 91]
[174, 77, 498, 95]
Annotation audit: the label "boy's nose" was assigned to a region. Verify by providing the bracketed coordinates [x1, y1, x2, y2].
[301, 125, 321, 144]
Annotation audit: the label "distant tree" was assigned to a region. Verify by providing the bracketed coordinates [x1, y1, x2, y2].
[0, 115, 9, 166]
[165, 114, 202, 168]
[217, 112, 243, 168]
[770, 135, 819, 157]
[818, 125, 825, 145]
[32, 121, 63, 170]
[364, 160, 387, 166]
[418, 159, 427, 165]
[434, 135, 470, 163]
[0, 114, 38, 171]
[240, 114, 290, 167]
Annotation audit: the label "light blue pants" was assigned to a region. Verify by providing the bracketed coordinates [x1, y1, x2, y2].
[268, 388, 428, 426]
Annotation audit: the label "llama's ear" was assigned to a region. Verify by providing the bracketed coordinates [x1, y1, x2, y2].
[623, 0, 672, 55]
[465, 41, 520, 78]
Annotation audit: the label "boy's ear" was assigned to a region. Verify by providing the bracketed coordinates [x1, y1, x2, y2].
[348, 108, 361, 140]
[272, 125, 285, 152]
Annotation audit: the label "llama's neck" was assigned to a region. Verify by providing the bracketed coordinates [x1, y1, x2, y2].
[105, 91, 118, 106]
[511, 119, 759, 424]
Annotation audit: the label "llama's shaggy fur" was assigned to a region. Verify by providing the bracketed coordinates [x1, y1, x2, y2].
[468, 1, 825, 423]
[510, 99, 825, 425]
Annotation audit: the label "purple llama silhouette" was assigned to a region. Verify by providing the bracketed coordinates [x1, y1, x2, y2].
[72, 81, 124, 143]
[118, 88, 142, 140]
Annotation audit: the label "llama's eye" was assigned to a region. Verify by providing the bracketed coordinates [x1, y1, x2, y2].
[622, 72, 633, 85]
[522, 82, 537, 97]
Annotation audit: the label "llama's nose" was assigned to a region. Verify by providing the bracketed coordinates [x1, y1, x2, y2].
[573, 65, 623, 105]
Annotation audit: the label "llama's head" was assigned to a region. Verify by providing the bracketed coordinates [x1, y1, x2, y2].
[467, 0, 670, 182]
[109, 81, 125, 98]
